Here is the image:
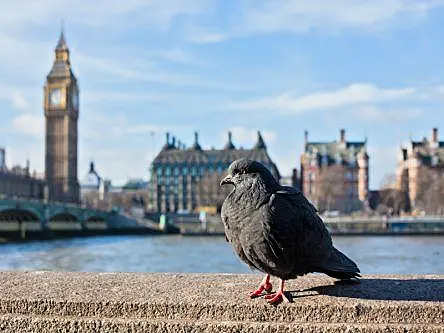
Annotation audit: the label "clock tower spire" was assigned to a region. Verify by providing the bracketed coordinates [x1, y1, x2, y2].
[44, 28, 80, 203]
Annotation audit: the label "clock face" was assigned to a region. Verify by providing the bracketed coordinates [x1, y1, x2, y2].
[49, 88, 61, 106]
[71, 90, 79, 109]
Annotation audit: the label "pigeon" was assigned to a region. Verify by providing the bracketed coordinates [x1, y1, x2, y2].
[220, 158, 360, 304]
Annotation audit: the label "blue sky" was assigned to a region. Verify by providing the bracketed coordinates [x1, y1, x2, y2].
[2, 0, 444, 188]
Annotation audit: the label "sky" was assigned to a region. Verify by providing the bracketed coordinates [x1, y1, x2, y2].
[2, 0, 444, 188]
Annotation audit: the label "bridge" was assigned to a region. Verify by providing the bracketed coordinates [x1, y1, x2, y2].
[0, 198, 157, 240]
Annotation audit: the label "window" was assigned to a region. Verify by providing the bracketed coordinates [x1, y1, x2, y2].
[308, 172, 313, 195]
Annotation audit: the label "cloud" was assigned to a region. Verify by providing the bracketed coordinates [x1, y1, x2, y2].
[150, 48, 204, 66]
[180, 0, 444, 43]
[11, 91, 30, 111]
[228, 83, 416, 114]
[356, 105, 423, 122]
[186, 31, 229, 44]
[83, 91, 167, 103]
[240, 0, 444, 34]
[12, 114, 44, 137]
[76, 53, 231, 88]
[80, 111, 191, 142]
[0, 0, 209, 31]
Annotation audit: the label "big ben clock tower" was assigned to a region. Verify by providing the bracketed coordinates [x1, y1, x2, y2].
[44, 30, 80, 203]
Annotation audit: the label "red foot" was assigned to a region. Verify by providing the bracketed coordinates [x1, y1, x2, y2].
[250, 275, 273, 298]
[250, 281, 272, 298]
[264, 279, 288, 304]
[264, 290, 285, 304]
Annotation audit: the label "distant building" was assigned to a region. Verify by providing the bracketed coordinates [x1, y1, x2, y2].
[0, 148, 45, 200]
[280, 168, 300, 189]
[122, 178, 148, 191]
[396, 128, 444, 210]
[80, 162, 148, 213]
[300, 129, 369, 213]
[44, 29, 80, 203]
[80, 161, 110, 204]
[150, 131, 280, 213]
[0, 148, 5, 171]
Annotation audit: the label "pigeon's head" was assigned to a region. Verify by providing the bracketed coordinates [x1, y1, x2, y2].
[220, 159, 278, 190]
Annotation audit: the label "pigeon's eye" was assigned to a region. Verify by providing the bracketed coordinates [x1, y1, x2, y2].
[232, 168, 240, 175]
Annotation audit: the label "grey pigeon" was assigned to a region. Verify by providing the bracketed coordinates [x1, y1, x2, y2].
[220, 158, 360, 304]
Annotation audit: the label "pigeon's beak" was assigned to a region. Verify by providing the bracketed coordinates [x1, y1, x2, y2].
[220, 174, 233, 187]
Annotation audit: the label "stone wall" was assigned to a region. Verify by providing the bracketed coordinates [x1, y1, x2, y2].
[0, 272, 442, 332]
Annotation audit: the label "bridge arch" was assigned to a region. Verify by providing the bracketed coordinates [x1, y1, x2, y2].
[0, 209, 41, 222]
[87, 216, 106, 222]
[49, 213, 79, 222]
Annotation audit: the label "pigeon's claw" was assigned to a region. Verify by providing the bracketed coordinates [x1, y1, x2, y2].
[249, 282, 272, 298]
[250, 274, 272, 298]
[264, 290, 289, 304]
[264, 279, 288, 305]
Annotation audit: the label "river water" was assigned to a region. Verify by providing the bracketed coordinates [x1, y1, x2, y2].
[0, 235, 442, 274]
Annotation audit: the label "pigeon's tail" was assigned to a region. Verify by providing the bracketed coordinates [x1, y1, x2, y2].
[316, 247, 361, 280]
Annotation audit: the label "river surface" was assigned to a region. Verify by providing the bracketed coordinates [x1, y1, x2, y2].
[0, 235, 442, 274]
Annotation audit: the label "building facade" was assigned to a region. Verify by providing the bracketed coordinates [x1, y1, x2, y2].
[0, 148, 45, 200]
[44, 30, 80, 203]
[79, 161, 148, 213]
[300, 129, 369, 213]
[151, 131, 280, 213]
[396, 128, 444, 210]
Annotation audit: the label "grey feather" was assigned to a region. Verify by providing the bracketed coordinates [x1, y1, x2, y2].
[221, 158, 360, 280]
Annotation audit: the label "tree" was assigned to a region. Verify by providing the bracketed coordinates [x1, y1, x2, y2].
[380, 173, 397, 189]
[313, 165, 348, 212]
[377, 188, 409, 216]
[416, 166, 444, 214]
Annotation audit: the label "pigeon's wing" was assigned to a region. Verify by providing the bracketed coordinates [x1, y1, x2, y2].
[261, 187, 333, 274]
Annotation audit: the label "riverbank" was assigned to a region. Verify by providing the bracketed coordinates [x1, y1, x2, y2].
[174, 214, 444, 236]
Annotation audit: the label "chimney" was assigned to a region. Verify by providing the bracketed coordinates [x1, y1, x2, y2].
[304, 131, 308, 150]
[340, 129, 346, 143]
[432, 128, 438, 142]
[192, 131, 201, 150]
[0, 148, 5, 170]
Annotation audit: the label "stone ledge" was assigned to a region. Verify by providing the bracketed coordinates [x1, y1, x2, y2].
[1, 315, 442, 333]
[0, 272, 442, 332]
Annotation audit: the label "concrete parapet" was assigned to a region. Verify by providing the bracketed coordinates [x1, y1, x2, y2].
[0, 272, 442, 332]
